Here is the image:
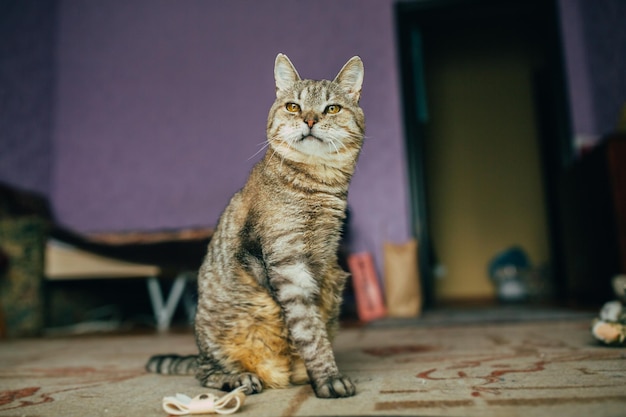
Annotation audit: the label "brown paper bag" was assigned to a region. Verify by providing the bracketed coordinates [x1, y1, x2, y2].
[383, 239, 422, 317]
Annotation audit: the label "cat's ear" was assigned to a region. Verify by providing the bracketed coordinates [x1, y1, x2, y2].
[334, 56, 364, 102]
[274, 53, 301, 94]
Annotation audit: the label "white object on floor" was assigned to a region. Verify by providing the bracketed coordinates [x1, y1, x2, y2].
[163, 386, 247, 415]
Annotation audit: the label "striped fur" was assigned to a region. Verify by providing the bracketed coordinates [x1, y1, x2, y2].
[145, 354, 197, 375]
[146, 54, 364, 398]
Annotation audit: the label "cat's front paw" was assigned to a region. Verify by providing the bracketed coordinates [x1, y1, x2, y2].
[225, 372, 264, 395]
[312, 374, 356, 398]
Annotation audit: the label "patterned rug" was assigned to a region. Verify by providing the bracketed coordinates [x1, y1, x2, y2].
[1, 318, 625, 417]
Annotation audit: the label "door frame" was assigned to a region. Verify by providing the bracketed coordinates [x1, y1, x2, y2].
[395, 0, 573, 308]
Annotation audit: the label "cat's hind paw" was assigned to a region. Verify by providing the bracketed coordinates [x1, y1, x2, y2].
[312, 374, 356, 398]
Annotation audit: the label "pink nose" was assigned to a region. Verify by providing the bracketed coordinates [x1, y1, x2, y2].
[305, 119, 316, 128]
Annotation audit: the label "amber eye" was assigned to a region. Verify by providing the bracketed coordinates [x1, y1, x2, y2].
[325, 104, 342, 114]
[285, 103, 300, 113]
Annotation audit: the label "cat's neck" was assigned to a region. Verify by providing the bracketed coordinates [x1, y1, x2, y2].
[261, 146, 357, 190]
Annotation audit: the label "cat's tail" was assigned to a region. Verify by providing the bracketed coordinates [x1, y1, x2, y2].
[145, 354, 198, 375]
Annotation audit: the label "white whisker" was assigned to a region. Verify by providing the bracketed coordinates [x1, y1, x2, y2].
[328, 139, 340, 154]
[264, 138, 283, 172]
[248, 141, 269, 161]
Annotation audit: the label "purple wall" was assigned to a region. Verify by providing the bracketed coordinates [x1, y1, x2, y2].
[558, 0, 595, 140]
[3, 0, 625, 274]
[578, 0, 626, 137]
[52, 0, 411, 262]
[0, 1, 56, 196]
[559, 0, 626, 145]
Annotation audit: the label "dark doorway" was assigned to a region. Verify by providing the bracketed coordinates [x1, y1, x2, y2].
[395, 0, 572, 308]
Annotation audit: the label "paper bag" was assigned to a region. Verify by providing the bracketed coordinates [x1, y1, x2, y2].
[347, 252, 387, 322]
[383, 239, 422, 317]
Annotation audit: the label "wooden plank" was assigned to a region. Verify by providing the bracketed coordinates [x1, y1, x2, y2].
[45, 240, 160, 280]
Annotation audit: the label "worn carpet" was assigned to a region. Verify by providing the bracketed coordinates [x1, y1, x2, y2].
[1, 317, 625, 417]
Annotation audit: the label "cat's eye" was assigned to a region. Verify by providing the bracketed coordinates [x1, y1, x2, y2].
[325, 104, 342, 114]
[285, 103, 300, 113]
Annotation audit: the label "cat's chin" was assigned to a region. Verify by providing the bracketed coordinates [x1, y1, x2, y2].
[293, 140, 337, 159]
[290, 148, 353, 169]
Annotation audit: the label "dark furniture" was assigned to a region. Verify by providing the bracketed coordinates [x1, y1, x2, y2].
[560, 133, 626, 304]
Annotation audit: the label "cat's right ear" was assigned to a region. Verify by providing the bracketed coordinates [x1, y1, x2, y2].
[274, 53, 301, 94]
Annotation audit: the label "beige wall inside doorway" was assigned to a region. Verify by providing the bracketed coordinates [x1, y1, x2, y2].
[424, 27, 550, 301]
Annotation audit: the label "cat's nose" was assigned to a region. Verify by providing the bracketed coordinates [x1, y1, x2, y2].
[303, 114, 318, 128]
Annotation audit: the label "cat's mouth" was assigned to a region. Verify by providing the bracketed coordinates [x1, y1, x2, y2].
[300, 134, 323, 142]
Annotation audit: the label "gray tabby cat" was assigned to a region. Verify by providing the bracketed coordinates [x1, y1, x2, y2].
[147, 53, 364, 398]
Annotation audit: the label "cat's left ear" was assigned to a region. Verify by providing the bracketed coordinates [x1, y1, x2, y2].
[275, 53, 301, 94]
[334, 56, 364, 102]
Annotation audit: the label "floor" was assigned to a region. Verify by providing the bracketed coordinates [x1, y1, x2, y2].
[1, 309, 625, 417]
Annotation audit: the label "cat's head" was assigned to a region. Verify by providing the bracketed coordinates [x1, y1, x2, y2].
[267, 54, 365, 167]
